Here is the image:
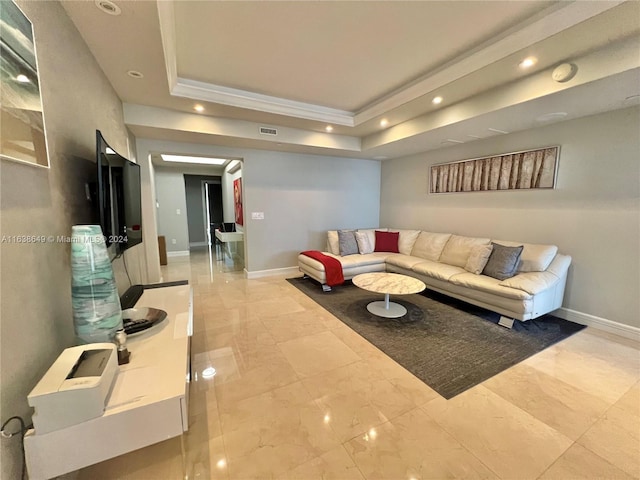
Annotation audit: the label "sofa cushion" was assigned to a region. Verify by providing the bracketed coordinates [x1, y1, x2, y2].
[327, 230, 340, 255]
[355, 231, 374, 254]
[385, 254, 429, 270]
[464, 244, 494, 274]
[439, 235, 491, 268]
[411, 260, 466, 282]
[449, 272, 532, 300]
[327, 252, 388, 268]
[493, 240, 558, 272]
[483, 243, 523, 280]
[500, 271, 560, 295]
[410, 232, 451, 261]
[375, 230, 400, 253]
[337, 230, 359, 256]
[393, 229, 421, 255]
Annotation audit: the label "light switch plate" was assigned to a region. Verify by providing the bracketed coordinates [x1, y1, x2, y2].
[251, 212, 264, 220]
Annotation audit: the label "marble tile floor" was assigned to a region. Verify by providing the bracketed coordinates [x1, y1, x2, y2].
[78, 248, 640, 480]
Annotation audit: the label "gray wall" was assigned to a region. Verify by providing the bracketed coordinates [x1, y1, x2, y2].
[154, 168, 190, 253]
[380, 106, 640, 328]
[137, 139, 382, 278]
[243, 151, 381, 272]
[0, 2, 136, 477]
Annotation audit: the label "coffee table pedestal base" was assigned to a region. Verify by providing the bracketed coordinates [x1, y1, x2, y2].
[366, 293, 407, 318]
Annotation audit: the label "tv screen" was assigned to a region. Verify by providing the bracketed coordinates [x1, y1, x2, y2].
[96, 130, 142, 255]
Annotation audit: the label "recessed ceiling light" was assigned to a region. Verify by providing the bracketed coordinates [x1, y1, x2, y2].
[194, 104, 205, 113]
[325, 125, 333, 132]
[379, 118, 389, 127]
[161, 154, 227, 165]
[127, 70, 143, 79]
[95, 0, 121, 15]
[519, 57, 537, 69]
[15, 74, 30, 83]
[432, 96, 443, 105]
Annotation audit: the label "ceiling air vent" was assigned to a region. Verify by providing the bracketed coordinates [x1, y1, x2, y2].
[259, 127, 277, 136]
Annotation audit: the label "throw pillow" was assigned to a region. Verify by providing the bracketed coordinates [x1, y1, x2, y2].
[327, 230, 340, 255]
[482, 243, 524, 280]
[355, 231, 374, 254]
[337, 230, 359, 256]
[464, 244, 494, 274]
[374, 230, 400, 253]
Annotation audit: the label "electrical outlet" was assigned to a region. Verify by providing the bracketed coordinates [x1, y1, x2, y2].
[171, 239, 177, 245]
[176, 209, 181, 215]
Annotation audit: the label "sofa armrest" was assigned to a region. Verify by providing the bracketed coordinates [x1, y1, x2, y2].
[499, 254, 571, 295]
[546, 253, 572, 278]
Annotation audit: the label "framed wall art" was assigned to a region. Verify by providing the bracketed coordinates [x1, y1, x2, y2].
[234, 177, 243, 226]
[0, 0, 50, 168]
[430, 146, 559, 194]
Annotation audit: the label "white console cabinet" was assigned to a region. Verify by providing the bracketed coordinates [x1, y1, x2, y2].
[24, 284, 193, 479]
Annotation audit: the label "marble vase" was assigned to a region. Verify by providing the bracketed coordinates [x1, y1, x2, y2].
[70, 225, 122, 343]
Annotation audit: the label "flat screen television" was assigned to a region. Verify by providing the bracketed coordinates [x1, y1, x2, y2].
[96, 130, 142, 256]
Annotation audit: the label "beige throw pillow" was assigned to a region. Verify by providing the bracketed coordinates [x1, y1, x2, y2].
[327, 231, 339, 255]
[464, 244, 494, 274]
[355, 231, 374, 254]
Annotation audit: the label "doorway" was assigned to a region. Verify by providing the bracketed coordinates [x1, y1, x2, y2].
[203, 181, 223, 245]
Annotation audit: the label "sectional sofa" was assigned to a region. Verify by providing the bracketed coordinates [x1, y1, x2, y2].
[297, 229, 571, 322]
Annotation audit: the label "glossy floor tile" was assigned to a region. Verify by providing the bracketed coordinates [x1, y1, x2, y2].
[76, 248, 640, 479]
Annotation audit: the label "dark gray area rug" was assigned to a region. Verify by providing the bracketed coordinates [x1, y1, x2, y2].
[287, 277, 585, 399]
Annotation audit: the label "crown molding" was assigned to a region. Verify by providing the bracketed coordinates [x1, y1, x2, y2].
[355, 0, 625, 124]
[158, 0, 624, 128]
[156, 0, 177, 91]
[171, 77, 355, 126]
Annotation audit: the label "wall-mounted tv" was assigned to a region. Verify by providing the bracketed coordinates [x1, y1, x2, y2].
[96, 130, 142, 256]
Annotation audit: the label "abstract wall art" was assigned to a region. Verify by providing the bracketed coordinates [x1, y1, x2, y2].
[0, 0, 50, 168]
[234, 177, 243, 226]
[430, 146, 559, 194]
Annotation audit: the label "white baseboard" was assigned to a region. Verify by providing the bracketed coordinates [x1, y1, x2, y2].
[555, 307, 640, 342]
[246, 266, 301, 279]
[167, 251, 190, 257]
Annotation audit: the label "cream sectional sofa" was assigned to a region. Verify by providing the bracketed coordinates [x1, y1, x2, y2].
[297, 229, 571, 322]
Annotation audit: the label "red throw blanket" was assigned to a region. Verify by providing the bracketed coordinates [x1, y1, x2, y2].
[301, 250, 344, 286]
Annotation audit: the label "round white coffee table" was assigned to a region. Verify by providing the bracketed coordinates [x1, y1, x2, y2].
[352, 272, 426, 318]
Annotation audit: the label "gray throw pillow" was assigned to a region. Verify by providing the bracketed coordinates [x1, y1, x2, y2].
[482, 243, 523, 280]
[337, 230, 359, 256]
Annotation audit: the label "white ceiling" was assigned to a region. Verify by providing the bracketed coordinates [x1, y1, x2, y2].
[62, 0, 640, 161]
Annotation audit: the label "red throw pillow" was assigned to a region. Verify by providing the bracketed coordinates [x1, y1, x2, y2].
[374, 230, 399, 253]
